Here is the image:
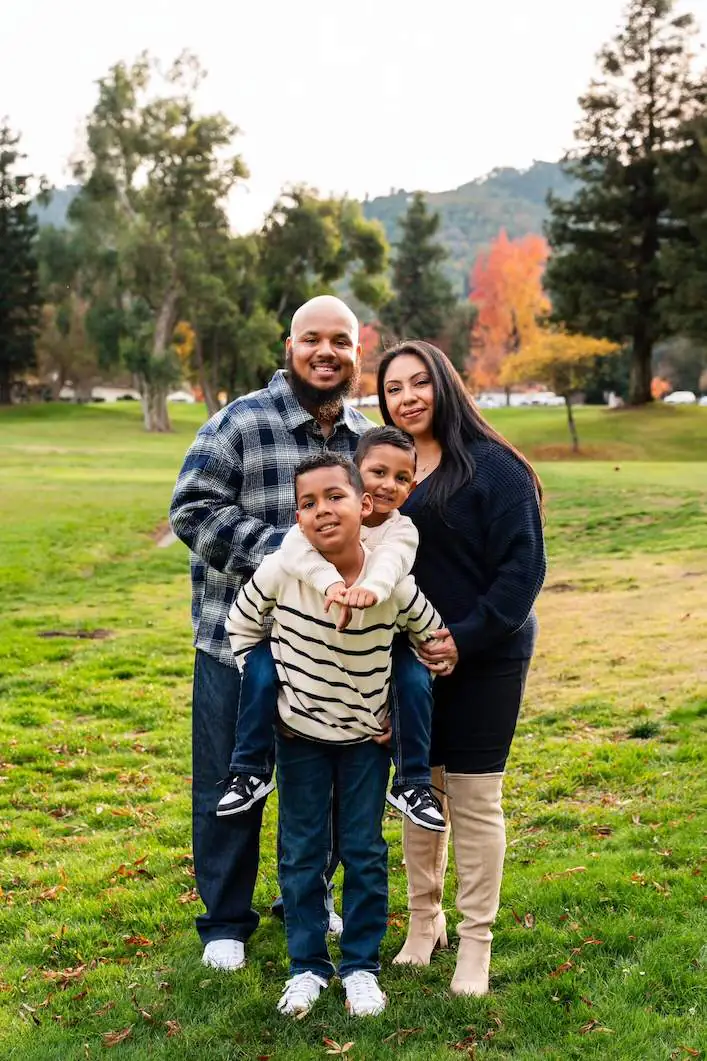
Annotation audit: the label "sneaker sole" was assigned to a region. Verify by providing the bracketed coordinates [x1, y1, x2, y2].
[386, 792, 447, 832]
[216, 780, 276, 817]
[345, 997, 387, 1017]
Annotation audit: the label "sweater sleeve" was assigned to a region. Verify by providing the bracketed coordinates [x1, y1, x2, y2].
[395, 577, 444, 647]
[357, 515, 419, 603]
[169, 421, 285, 577]
[225, 553, 281, 671]
[446, 490, 547, 660]
[278, 524, 343, 596]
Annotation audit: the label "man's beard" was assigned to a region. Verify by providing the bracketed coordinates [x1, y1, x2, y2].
[286, 354, 360, 421]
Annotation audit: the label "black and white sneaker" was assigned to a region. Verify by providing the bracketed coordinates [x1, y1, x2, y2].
[386, 785, 446, 831]
[216, 774, 275, 817]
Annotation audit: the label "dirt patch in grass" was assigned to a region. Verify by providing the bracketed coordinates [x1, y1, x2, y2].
[38, 629, 112, 640]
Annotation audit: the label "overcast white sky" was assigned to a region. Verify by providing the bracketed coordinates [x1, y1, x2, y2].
[3, 0, 707, 231]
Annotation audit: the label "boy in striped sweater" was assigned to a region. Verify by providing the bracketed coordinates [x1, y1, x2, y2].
[226, 452, 445, 1018]
[219, 427, 447, 832]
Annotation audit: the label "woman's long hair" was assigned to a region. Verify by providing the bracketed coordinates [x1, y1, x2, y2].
[377, 340, 543, 514]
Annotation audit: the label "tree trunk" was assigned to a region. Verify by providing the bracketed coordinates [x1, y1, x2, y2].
[0, 365, 12, 405]
[505, 386, 511, 407]
[628, 333, 654, 405]
[141, 382, 172, 432]
[565, 395, 580, 453]
[194, 331, 220, 418]
[142, 286, 179, 432]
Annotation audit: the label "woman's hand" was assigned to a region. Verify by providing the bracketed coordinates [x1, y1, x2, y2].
[417, 628, 459, 675]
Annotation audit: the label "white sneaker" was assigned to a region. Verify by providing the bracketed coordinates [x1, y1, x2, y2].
[343, 970, 387, 1016]
[328, 910, 344, 936]
[277, 971, 328, 1017]
[216, 774, 275, 816]
[202, 939, 245, 970]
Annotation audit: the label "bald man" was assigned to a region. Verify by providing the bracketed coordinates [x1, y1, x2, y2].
[170, 296, 373, 970]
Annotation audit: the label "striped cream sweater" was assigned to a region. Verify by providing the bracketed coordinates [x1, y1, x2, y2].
[225, 546, 443, 744]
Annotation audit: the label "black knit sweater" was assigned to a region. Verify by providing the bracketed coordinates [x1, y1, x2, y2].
[401, 437, 547, 661]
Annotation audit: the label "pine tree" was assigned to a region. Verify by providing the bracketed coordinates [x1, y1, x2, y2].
[0, 124, 41, 404]
[545, 0, 699, 405]
[379, 192, 455, 342]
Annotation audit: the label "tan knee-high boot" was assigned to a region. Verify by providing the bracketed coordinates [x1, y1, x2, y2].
[446, 772, 505, 996]
[393, 766, 451, 965]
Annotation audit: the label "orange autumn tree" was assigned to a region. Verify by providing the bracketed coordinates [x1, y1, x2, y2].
[468, 230, 551, 395]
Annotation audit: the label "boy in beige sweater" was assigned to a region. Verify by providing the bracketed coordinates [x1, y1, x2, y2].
[226, 451, 446, 1017]
[218, 427, 446, 832]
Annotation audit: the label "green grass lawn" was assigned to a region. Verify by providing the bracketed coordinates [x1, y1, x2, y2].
[1, 403, 706, 1060]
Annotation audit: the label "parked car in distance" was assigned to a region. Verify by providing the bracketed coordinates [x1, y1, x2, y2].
[529, 392, 565, 407]
[476, 396, 501, 409]
[663, 390, 697, 405]
[167, 390, 196, 403]
[353, 394, 379, 407]
[698, 395, 707, 407]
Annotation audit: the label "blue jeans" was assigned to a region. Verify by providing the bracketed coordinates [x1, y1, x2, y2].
[229, 639, 279, 778]
[192, 650, 264, 944]
[232, 635, 433, 788]
[276, 732, 389, 981]
[192, 650, 336, 944]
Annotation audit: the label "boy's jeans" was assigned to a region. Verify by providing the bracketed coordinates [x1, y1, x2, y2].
[231, 636, 433, 788]
[275, 731, 389, 981]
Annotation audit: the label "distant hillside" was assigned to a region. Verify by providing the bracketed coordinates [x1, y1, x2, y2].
[30, 185, 80, 228]
[362, 160, 574, 294]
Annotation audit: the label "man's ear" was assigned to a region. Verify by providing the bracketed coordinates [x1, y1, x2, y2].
[361, 492, 374, 519]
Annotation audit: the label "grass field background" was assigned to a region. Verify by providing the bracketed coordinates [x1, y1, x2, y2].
[1, 401, 705, 1060]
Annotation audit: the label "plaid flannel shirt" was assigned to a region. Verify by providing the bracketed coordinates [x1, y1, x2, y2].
[169, 369, 374, 666]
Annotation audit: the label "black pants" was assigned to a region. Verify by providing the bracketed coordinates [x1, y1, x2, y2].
[430, 656, 530, 774]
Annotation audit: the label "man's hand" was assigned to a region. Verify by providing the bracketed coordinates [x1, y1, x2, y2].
[371, 718, 392, 745]
[417, 628, 459, 675]
[343, 586, 378, 609]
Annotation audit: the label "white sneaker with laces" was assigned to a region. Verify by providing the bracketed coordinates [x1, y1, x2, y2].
[202, 939, 245, 970]
[277, 971, 328, 1017]
[328, 910, 344, 936]
[343, 970, 387, 1016]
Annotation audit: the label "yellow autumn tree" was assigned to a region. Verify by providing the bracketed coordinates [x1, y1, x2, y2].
[501, 329, 620, 452]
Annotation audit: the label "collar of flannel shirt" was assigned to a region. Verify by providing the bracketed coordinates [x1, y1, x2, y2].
[267, 369, 365, 436]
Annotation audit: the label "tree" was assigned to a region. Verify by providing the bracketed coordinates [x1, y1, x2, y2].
[468, 230, 550, 396]
[378, 192, 455, 342]
[259, 187, 390, 336]
[182, 230, 280, 415]
[435, 301, 477, 375]
[662, 108, 707, 345]
[545, 0, 700, 406]
[72, 52, 248, 431]
[501, 330, 620, 451]
[0, 123, 41, 404]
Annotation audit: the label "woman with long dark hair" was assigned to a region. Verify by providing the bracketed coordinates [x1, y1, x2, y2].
[376, 340, 546, 996]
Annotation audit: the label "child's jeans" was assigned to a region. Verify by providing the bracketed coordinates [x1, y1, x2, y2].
[275, 730, 389, 980]
[229, 636, 433, 789]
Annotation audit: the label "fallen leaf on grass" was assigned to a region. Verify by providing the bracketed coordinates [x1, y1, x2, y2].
[383, 1028, 422, 1044]
[123, 934, 154, 947]
[43, 965, 87, 988]
[580, 1020, 614, 1034]
[673, 1048, 700, 1058]
[323, 1038, 354, 1054]
[177, 888, 199, 903]
[103, 1026, 133, 1047]
[93, 1002, 115, 1017]
[19, 1002, 40, 1025]
[549, 961, 574, 978]
[37, 884, 67, 902]
[542, 866, 586, 882]
[165, 1019, 182, 1037]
